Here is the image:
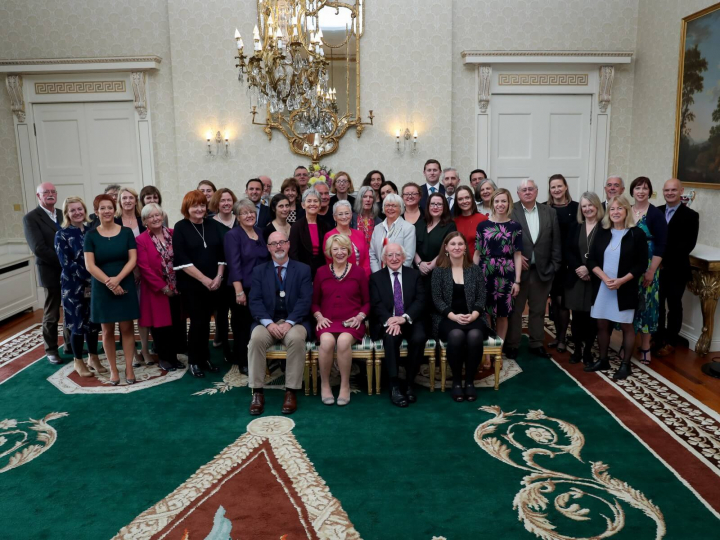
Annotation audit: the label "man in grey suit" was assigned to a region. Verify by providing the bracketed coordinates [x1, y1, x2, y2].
[22, 182, 68, 364]
[504, 179, 562, 359]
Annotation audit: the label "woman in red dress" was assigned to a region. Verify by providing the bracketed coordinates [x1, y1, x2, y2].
[312, 234, 370, 406]
[453, 185, 487, 259]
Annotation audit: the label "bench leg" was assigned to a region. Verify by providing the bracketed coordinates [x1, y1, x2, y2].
[366, 358, 373, 395]
[374, 358, 381, 394]
[440, 355, 447, 392]
[494, 354, 502, 391]
[312, 357, 318, 396]
[304, 357, 310, 396]
[429, 357, 436, 392]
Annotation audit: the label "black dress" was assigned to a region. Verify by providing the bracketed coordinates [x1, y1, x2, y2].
[549, 201, 579, 298]
[439, 283, 485, 340]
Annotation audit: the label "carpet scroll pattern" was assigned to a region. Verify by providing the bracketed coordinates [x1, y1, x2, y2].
[0, 412, 68, 474]
[476, 406, 667, 540]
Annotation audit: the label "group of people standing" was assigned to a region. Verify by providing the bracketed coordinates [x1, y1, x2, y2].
[22, 160, 699, 415]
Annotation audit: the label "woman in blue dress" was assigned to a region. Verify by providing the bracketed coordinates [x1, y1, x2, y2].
[629, 177, 667, 364]
[54, 197, 105, 378]
[473, 188, 522, 363]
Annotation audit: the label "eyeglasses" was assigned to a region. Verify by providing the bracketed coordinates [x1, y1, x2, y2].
[335, 179, 349, 184]
[40, 190, 57, 195]
[268, 240, 289, 247]
[402, 193, 419, 198]
[518, 188, 537, 193]
[429, 202, 444, 208]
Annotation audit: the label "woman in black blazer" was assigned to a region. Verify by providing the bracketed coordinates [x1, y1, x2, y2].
[289, 188, 329, 278]
[431, 232, 486, 402]
[586, 196, 647, 380]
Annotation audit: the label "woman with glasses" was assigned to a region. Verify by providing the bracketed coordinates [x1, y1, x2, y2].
[324, 200, 371, 276]
[369, 194, 416, 273]
[401, 182, 424, 225]
[329, 171, 356, 209]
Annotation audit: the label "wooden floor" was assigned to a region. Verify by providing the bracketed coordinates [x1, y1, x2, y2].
[3, 308, 720, 414]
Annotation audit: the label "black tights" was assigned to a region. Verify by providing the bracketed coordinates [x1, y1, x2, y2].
[571, 311, 597, 355]
[551, 295, 570, 343]
[446, 328, 484, 385]
[69, 331, 98, 359]
[596, 319, 634, 362]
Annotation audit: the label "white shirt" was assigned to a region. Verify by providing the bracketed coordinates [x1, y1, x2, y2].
[424, 182, 440, 195]
[446, 194, 454, 210]
[39, 204, 57, 224]
[523, 203, 540, 265]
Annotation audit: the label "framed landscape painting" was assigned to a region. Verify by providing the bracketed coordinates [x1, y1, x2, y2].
[674, 2, 720, 188]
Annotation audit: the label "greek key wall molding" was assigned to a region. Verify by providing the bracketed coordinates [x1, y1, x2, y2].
[599, 65, 615, 113]
[478, 65, 491, 114]
[34, 81, 126, 95]
[131, 72, 147, 119]
[498, 73, 589, 86]
[5, 75, 25, 123]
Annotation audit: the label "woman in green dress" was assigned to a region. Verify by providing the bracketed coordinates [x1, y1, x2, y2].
[84, 194, 140, 385]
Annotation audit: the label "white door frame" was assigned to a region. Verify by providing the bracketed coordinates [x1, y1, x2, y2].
[462, 50, 632, 195]
[2, 56, 160, 214]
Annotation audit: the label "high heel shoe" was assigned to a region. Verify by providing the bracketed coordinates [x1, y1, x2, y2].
[613, 361, 632, 380]
[132, 352, 145, 368]
[569, 345, 583, 364]
[638, 348, 651, 365]
[109, 371, 120, 386]
[584, 357, 610, 372]
[451, 383, 465, 402]
[88, 355, 107, 374]
[464, 382, 477, 402]
[125, 369, 136, 385]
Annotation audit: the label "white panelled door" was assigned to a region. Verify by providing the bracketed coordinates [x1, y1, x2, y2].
[33, 102, 141, 206]
[490, 94, 591, 202]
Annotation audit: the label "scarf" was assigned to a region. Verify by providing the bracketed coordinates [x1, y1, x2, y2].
[151, 227, 177, 293]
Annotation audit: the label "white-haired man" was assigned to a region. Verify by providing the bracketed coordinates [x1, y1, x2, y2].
[603, 176, 625, 208]
[441, 167, 460, 211]
[505, 179, 562, 359]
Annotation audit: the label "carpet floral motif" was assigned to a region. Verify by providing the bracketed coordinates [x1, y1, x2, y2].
[0, 412, 68, 474]
[0, 324, 45, 370]
[475, 406, 667, 540]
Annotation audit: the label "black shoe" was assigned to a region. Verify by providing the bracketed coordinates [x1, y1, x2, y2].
[240, 364, 249, 376]
[189, 364, 205, 378]
[171, 358, 185, 369]
[612, 361, 632, 380]
[390, 387, 408, 407]
[529, 346, 551, 358]
[204, 359, 220, 373]
[569, 347, 582, 364]
[405, 386, 417, 404]
[451, 383, 465, 402]
[504, 347, 519, 359]
[582, 349, 594, 366]
[158, 360, 176, 372]
[584, 357, 610, 372]
[464, 382, 477, 402]
[47, 354, 63, 365]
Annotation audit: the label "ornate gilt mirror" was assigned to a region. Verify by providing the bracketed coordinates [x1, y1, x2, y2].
[234, 0, 372, 163]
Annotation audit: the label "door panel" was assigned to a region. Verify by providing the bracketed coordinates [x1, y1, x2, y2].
[490, 94, 591, 202]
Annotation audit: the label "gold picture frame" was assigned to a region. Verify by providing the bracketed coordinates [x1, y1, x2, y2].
[673, 2, 720, 189]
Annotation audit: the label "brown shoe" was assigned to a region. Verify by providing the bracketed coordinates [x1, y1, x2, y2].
[655, 344, 675, 357]
[281, 390, 297, 415]
[249, 392, 265, 415]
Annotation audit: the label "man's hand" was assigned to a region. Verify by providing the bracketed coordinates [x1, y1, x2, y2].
[276, 321, 292, 338]
[521, 255, 530, 271]
[267, 323, 284, 339]
[387, 316, 406, 327]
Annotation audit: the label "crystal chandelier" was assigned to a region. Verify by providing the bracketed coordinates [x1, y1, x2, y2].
[234, 0, 339, 136]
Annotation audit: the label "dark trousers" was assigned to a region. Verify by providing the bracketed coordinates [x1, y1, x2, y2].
[570, 310, 596, 356]
[228, 295, 253, 367]
[43, 286, 71, 354]
[214, 286, 232, 346]
[506, 267, 553, 349]
[380, 322, 426, 388]
[68, 330, 99, 359]
[658, 269, 688, 346]
[184, 289, 219, 366]
[151, 296, 184, 363]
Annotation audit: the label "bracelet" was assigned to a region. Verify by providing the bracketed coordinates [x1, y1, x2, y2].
[515, 281, 521, 285]
[236, 291, 245, 297]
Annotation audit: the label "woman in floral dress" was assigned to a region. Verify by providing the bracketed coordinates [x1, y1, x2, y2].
[473, 188, 522, 354]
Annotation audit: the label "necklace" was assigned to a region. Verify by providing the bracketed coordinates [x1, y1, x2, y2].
[191, 221, 207, 248]
[609, 229, 625, 251]
[632, 204, 648, 220]
[584, 223, 597, 259]
[330, 263, 350, 281]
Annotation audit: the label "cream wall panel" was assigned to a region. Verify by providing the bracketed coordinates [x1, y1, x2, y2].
[630, 0, 720, 247]
[451, 0, 639, 187]
[0, 0, 177, 236]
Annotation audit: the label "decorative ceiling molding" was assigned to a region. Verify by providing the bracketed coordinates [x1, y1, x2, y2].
[0, 56, 162, 74]
[498, 73, 589, 86]
[5, 75, 25, 123]
[478, 66, 491, 114]
[462, 50, 633, 65]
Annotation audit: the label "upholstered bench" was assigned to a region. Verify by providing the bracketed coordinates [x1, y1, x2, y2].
[438, 335, 504, 391]
[373, 338, 438, 393]
[308, 335, 376, 395]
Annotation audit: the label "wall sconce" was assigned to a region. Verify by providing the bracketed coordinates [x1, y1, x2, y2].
[205, 130, 229, 157]
[396, 128, 418, 155]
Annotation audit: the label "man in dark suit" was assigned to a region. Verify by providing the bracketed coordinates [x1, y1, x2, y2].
[247, 231, 313, 415]
[419, 159, 445, 209]
[601, 175, 625, 209]
[655, 178, 700, 356]
[505, 178, 562, 359]
[246, 178, 271, 229]
[369, 243, 426, 407]
[22, 182, 68, 364]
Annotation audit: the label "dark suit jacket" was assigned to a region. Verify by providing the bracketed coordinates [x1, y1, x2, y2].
[419, 183, 445, 210]
[249, 259, 313, 336]
[510, 202, 562, 282]
[657, 203, 699, 281]
[23, 206, 62, 288]
[288, 217, 330, 278]
[587, 227, 648, 312]
[368, 266, 426, 341]
[256, 204, 271, 229]
[430, 265, 486, 338]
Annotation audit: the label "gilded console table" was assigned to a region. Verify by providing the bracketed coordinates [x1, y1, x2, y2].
[688, 245, 720, 357]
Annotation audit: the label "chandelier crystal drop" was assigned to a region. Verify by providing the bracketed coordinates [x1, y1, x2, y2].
[234, 0, 338, 135]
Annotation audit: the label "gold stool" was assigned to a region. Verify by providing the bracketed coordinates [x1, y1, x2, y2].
[438, 335, 504, 391]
